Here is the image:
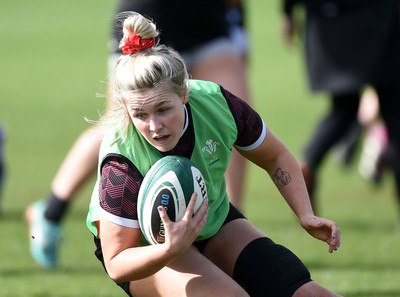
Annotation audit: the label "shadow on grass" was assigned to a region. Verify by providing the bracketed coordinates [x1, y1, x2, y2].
[344, 289, 400, 297]
[306, 260, 400, 271]
[0, 264, 103, 278]
[0, 206, 90, 222]
[339, 218, 398, 233]
[0, 208, 25, 222]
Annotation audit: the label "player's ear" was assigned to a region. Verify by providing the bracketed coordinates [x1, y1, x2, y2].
[182, 95, 188, 104]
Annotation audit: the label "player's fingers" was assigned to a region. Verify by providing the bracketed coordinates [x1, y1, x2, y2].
[157, 205, 171, 224]
[314, 217, 340, 253]
[330, 222, 341, 241]
[328, 238, 339, 253]
[183, 193, 198, 219]
[197, 196, 208, 215]
[329, 227, 341, 252]
[193, 197, 208, 223]
[183, 193, 197, 220]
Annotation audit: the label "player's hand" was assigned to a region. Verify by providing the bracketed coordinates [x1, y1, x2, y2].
[158, 193, 208, 257]
[300, 215, 341, 253]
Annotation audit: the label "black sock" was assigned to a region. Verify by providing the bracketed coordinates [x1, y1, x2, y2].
[44, 193, 70, 223]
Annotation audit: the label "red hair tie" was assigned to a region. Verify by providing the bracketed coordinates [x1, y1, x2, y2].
[121, 33, 156, 55]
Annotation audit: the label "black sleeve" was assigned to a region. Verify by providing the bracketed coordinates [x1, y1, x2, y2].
[220, 87, 265, 148]
[99, 156, 143, 221]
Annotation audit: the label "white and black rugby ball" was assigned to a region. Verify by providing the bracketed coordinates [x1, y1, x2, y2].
[138, 155, 208, 245]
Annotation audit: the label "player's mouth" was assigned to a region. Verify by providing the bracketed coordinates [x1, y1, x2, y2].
[153, 135, 170, 144]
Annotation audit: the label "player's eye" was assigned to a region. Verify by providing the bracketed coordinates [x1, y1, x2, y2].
[158, 107, 170, 114]
[135, 112, 148, 120]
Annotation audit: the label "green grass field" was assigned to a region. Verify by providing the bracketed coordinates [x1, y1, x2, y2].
[1, 1, 400, 296]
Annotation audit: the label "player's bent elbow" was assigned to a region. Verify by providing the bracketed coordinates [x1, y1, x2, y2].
[105, 261, 130, 284]
[106, 268, 123, 284]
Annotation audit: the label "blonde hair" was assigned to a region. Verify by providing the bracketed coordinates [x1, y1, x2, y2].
[102, 11, 189, 141]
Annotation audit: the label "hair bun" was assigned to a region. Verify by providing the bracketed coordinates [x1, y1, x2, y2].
[121, 33, 156, 55]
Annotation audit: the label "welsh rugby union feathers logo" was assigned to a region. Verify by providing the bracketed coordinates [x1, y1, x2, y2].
[202, 139, 220, 165]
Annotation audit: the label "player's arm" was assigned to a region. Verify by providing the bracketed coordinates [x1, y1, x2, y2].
[97, 157, 176, 282]
[100, 219, 176, 283]
[222, 86, 340, 252]
[100, 194, 208, 283]
[98, 158, 208, 283]
[223, 85, 307, 209]
[239, 130, 313, 218]
[238, 131, 340, 253]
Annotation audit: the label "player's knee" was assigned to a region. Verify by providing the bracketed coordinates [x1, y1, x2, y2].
[233, 237, 312, 297]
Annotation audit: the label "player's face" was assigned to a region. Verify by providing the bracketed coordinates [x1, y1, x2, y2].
[128, 89, 187, 152]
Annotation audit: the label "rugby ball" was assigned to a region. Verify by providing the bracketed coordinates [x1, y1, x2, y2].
[138, 155, 207, 245]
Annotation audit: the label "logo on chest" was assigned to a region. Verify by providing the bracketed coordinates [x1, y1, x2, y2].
[202, 139, 220, 165]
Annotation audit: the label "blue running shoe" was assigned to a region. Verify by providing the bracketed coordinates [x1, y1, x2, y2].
[26, 200, 62, 268]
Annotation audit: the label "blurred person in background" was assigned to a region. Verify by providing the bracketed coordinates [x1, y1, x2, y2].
[356, 88, 389, 185]
[26, 0, 252, 269]
[0, 124, 6, 213]
[281, 0, 400, 218]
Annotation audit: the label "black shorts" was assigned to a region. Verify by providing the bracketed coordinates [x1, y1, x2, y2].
[112, 0, 229, 53]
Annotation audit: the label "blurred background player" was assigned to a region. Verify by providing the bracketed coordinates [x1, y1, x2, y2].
[357, 88, 388, 185]
[0, 124, 6, 214]
[26, 0, 252, 268]
[281, 0, 400, 217]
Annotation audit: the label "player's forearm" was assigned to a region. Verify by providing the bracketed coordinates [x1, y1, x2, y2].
[270, 150, 314, 219]
[106, 244, 177, 283]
